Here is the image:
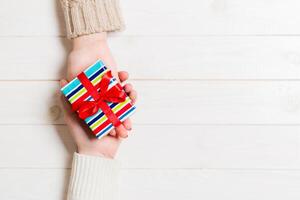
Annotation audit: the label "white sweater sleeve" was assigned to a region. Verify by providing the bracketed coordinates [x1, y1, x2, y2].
[67, 153, 120, 200]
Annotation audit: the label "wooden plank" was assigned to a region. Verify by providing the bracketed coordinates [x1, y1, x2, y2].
[1, 169, 300, 200]
[1, 125, 300, 169]
[1, 36, 300, 80]
[0, 125, 74, 168]
[112, 36, 300, 80]
[0, 38, 69, 80]
[0, 81, 300, 125]
[124, 0, 300, 35]
[1, 0, 300, 36]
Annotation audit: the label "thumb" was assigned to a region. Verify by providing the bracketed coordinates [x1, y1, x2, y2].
[60, 79, 68, 88]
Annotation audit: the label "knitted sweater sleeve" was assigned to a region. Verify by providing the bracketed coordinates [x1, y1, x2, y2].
[60, 0, 125, 39]
[67, 153, 120, 200]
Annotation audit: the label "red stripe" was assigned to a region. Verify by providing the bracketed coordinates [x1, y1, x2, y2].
[71, 79, 122, 111]
[71, 80, 102, 110]
[78, 72, 101, 100]
[92, 103, 133, 135]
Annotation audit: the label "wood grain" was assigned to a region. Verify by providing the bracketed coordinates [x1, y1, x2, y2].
[0, 81, 300, 125]
[1, 0, 300, 198]
[1, 36, 300, 80]
[0, 125, 300, 169]
[1, 0, 300, 36]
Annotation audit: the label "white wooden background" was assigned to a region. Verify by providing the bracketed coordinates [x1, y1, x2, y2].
[0, 0, 300, 199]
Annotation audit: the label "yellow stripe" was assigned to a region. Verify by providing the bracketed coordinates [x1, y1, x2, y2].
[69, 71, 107, 103]
[69, 88, 87, 103]
[91, 73, 104, 85]
[90, 98, 131, 130]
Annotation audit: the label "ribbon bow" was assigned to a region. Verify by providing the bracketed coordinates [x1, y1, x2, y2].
[72, 70, 126, 127]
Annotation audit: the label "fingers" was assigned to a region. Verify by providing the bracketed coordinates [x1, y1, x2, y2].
[60, 79, 68, 88]
[116, 73, 135, 135]
[118, 71, 138, 104]
[118, 71, 129, 83]
[123, 118, 132, 130]
[123, 83, 133, 93]
[109, 129, 117, 137]
[124, 83, 137, 104]
[129, 90, 137, 104]
[110, 118, 132, 138]
[115, 125, 128, 138]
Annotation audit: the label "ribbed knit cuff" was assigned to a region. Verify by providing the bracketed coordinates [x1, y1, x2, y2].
[67, 153, 120, 200]
[60, 0, 125, 39]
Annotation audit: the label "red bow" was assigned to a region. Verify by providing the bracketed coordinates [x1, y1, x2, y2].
[72, 71, 126, 127]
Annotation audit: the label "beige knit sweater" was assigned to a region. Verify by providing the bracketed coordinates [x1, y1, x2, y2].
[67, 153, 120, 200]
[60, 0, 124, 200]
[60, 0, 125, 38]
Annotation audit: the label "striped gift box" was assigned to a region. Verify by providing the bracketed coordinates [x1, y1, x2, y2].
[61, 60, 136, 139]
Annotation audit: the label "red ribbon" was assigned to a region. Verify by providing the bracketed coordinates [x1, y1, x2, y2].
[72, 71, 126, 127]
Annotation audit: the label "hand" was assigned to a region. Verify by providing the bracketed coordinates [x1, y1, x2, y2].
[66, 33, 135, 139]
[60, 71, 137, 159]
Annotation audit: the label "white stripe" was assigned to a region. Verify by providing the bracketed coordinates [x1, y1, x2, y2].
[95, 106, 136, 138]
[64, 65, 107, 96]
[89, 98, 132, 130]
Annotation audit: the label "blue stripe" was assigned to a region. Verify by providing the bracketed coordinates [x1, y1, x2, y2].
[86, 96, 93, 101]
[96, 124, 114, 138]
[61, 60, 105, 94]
[95, 106, 136, 138]
[61, 79, 81, 95]
[85, 103, 118, 126]
[85, 60, 105, 77]
[89, 65, 106, 80]
[85, 94, 131, 125]
[119, 106, 136, 121]
[66, 66, 106, 98]
[66, 84, 84, 98]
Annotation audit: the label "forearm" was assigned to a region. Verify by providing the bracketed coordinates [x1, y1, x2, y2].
[72, 33, 108, 50]
[67, 153, 120, 200]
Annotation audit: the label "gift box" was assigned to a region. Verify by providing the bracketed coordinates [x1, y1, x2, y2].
[61, 60, 136, 139]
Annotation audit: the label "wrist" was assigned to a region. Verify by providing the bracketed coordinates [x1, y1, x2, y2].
[72, 33, 108, 51]
[78, 150, 107, 158]
[78, 147, 116, 159]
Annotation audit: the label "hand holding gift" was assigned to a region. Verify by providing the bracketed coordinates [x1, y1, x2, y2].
[60, 69, 137, 158]
[65, 33, 136, 139]
[61, 60, 136, 139]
